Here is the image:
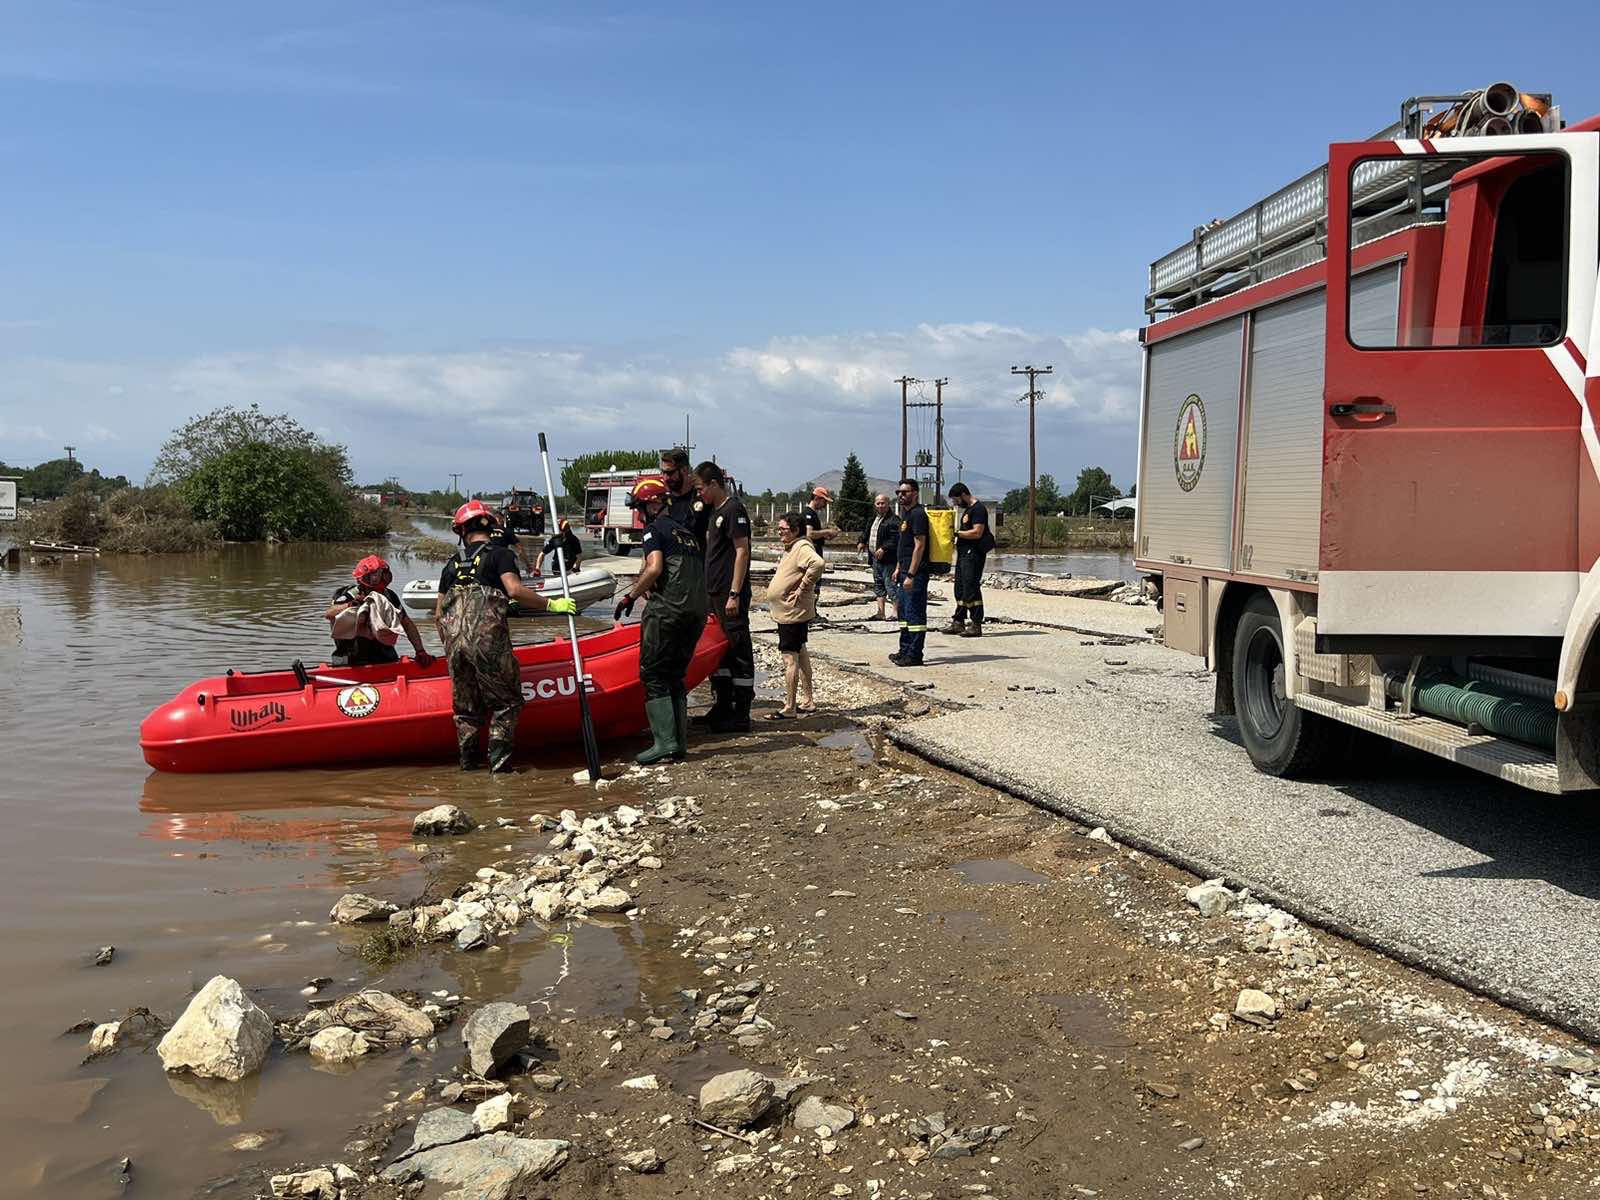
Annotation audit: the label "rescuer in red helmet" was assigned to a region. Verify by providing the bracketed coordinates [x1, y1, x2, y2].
[325, 554, 434, 668]
[437, 499, 578, 771]
[612, 477, 707, 763]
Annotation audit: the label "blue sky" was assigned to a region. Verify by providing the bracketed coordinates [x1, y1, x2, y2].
[2, 1, 1597, 494]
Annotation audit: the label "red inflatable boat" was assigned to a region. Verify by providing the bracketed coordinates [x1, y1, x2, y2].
[139, 619, 728, 773]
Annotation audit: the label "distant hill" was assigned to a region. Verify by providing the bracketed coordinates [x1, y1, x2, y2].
[799, 467, 1022, 501]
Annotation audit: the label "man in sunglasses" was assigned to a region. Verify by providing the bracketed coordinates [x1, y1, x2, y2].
[659, 446, 710, 554]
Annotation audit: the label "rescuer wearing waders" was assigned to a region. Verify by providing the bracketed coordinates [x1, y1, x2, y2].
[692, 461, 755, 733]
[612, 478, 707, 764]
[436, 500, 577, 772]
[942, 482, 995, 638]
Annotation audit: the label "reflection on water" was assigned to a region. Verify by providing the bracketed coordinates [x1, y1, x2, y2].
[0, 538, 658, 1198]
[987, 550, 1138, 582]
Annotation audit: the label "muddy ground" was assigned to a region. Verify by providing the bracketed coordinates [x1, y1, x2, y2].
[224, 651, 1600, 1200]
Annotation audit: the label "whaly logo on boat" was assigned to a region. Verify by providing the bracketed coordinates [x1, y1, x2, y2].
[336, 685, 381, 719]
[230, 701, 288, 730]
[520, 673, 596, 702]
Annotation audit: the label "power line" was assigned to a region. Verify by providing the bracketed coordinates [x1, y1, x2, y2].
[1010, 364, 1053, 554]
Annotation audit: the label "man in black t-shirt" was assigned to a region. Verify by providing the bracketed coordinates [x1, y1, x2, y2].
[802, 486, 838, 616]
[326, 554, 433, 667]
[944, 482, 995, 637]
[660, 447, 710, 551]
[539, 520, 584, 575]
[890, 479, 930, 667]
[693, 462, 755, 732]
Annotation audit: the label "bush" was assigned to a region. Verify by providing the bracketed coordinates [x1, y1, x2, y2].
[17, 483, 218, 553]
[344, 497, 395, 540]
[180, 442, 358, 542]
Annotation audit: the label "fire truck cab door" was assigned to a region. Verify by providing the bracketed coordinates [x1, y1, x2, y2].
[1320, 132, 1599, 643]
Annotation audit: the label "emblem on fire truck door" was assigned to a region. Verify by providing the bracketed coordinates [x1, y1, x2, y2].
[1174, 394, 1206, 492]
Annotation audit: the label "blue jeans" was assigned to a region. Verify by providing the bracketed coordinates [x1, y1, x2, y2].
[871, 558, 899, 604]
[897, 573, 928, 662]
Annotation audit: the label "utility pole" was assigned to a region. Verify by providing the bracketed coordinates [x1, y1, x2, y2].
[1010, 364, 1053, 554]
[932, 378, 948, 503]
[64, 446, 76, 465]
[682, 414, 695, 458]
[895, 376, 919, 483]
[448, 472, 462, 497]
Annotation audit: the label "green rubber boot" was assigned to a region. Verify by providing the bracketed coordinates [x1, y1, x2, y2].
[635, 696, 683, 765]
[671, 688, 689, 759]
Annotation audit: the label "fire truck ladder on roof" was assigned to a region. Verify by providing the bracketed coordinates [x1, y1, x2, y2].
[1144, 85, 1558, 319]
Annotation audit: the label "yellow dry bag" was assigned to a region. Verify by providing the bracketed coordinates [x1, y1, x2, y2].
[927, 508, 955, 576]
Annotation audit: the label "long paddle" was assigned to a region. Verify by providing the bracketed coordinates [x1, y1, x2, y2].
[537, 432, 603, 784]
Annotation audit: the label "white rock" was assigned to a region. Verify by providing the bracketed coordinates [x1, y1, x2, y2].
[473, 1093, 515, 1133]
[308, 1026, 370, 1063]
[699, 1069, 775, 1128]
[412, 804, 474, 835]
[329, 892, 398, 924]
[794, 1095, 857, 1133]
[528, 887, 566, 923]
[585, 887, 632, 913]
[615, 805, 644, 827]
[158, 976, 273, 1081]
[620, 1074, 660, 1090]
[1184, 879, 1234, 919]
[1087, 826, 1115, 844]
[1233, 989, 1279, 1021]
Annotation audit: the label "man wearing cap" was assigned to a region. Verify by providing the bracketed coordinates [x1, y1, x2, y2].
[802, 485, 839, 617]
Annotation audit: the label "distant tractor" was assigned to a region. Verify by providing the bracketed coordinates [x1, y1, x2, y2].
[501, 489, 546, 536]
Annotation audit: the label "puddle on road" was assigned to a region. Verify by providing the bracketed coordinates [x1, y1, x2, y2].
[952, 859, 1051, 886]
[661, 1043, 754, 1097]
[1039, 993, 1136, 1049]
[818, 726, 882, 766]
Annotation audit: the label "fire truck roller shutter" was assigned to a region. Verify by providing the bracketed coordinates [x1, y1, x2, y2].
[1240, 288, 1327, 580]
[1140, 316, 1245, 570]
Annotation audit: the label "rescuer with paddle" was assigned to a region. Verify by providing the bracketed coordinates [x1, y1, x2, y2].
[612, 478, 707, 763]
[437, 499, 578, 772]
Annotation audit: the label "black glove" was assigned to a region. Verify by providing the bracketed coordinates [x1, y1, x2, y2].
[614, 594, 636, 621]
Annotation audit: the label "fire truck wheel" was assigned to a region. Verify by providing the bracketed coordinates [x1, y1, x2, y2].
[1232, 593, 1348, 777]
[603, 529, 619, 556]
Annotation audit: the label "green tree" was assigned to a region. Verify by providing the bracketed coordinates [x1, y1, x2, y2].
[179, 442, 352, 542]
[1001, 474, 1064, 516]
[560, 449, 662, 505]
[836, 452, 871, 532]
[150, 403, 324, 485]
[1067, 466, 1121, 515]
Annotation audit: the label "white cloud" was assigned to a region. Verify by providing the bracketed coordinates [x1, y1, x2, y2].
[0, 320, 1143, 489]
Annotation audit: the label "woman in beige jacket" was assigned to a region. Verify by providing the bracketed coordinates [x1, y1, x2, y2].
[765, 512, 826, 718]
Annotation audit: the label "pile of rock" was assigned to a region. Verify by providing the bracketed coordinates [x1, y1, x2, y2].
[281, 988, 451, 1064]
[381, 799, 694, 954]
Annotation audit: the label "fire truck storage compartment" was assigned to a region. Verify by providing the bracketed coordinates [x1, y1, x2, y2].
[1162, 574, 1206, 656]
[1236, 263, 1400, 580]
[1139, 316, 1243, 570]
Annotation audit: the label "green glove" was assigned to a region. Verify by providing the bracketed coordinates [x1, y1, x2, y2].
[547, 597, 578, 615]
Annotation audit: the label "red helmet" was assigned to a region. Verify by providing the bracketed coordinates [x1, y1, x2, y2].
[352, 554, 392, 588]
[452, 499, 501, 532]
[628, 478, 670, 508]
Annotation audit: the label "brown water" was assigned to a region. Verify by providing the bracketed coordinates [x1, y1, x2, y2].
[0, 540, 659, 1198]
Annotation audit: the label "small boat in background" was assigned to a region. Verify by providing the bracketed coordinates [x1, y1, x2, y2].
[139, 618, 727, 773]
[29, 540, 99, 555]
[400, 567, 617, 617]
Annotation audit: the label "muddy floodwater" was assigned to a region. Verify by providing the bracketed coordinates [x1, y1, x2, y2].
[0, 539, 646, 1198]
[985, 549, 1138, 581]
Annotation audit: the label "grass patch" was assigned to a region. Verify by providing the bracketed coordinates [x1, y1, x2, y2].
[403, 535, 459, 563]
[350, 924, 420, 968]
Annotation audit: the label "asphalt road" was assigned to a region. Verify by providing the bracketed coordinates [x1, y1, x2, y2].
[750, 579, 1600, 1044]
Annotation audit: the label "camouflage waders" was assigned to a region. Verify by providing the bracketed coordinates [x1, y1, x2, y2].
[439, 578, 522, 771]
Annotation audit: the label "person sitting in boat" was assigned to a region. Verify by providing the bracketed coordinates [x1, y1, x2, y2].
[437, 499, 577, 772]
[611, 478, 706, 765]
[539, 519, 583, 575]
[326, 555, 434, 668]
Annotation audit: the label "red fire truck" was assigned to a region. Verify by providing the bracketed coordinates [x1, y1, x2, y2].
[1135, 83, 1600, 793]
[584, 465, 740, 555]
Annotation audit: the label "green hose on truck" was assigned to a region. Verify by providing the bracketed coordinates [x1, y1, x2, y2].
[1389, 673, 1557, 751]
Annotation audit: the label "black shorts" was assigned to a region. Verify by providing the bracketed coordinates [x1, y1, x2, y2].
[776, 622, 809, 652]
